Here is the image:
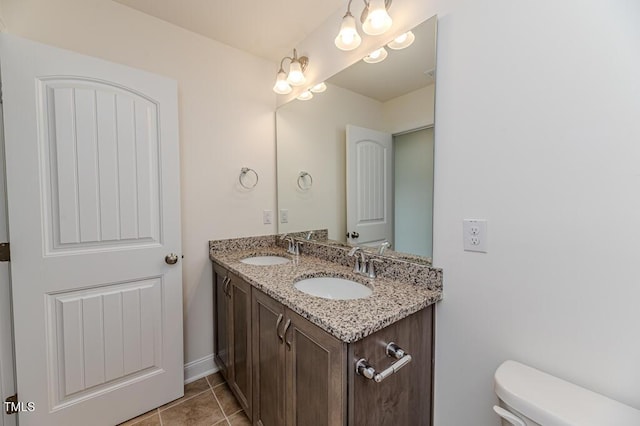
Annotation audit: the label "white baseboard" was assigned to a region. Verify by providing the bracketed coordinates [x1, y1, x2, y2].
[183, 354, 219, 384]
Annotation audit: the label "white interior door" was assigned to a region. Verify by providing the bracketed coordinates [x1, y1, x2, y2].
[0, 34, 183, 426]
[346, 125, 393, 247]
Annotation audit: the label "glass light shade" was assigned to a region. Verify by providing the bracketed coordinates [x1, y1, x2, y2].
[334, 14, 362, 51]
[286, 61, 306, 86]
[363, 47, 388, 64]
[310, 82, 327, 93]
[273, 70, 292, 94]
[387, 31, 415, 50]
[362, 0, 392, 36]
[296, 90, 314, 101]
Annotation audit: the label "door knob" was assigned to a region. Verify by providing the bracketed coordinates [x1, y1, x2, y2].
[165, 253, 179, 265]
[350, 232, 359, 239]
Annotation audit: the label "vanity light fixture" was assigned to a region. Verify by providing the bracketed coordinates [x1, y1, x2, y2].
[273, 48, 309, 94]
[296, 90, 314, 101]
[273, 69, 292, 95]
[334, 0, 393, 50]
[310, 82, 327, 93]
[387, 30, 415, 50]
[363, 47, 388, 64]
[362, 0, 393, 36]
[334, 1, 362, 50]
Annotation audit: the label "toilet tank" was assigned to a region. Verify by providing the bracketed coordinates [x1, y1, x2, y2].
[494, 360, 640, 426]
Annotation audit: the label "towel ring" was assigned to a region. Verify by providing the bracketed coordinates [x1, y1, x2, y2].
[297, 171, 313, 190]
[239, 167, 259, 189]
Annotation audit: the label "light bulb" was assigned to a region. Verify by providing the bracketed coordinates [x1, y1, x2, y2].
[363, 47, 388, 64]
[334, 13, 362, 51]
[362, 0, 392, 36]
[310, 82, 327, 93]
[287, 60, 306, 86]
[296, 90, 314, 101]
[387, 31, 415, 50]
[273, 70, 292, 94]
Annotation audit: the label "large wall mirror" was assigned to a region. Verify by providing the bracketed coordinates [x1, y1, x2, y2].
[276, 15, 437, 260]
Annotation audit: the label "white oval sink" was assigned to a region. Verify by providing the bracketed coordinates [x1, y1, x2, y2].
[294, 277, 372, 300]
[240, 255, 290, 266]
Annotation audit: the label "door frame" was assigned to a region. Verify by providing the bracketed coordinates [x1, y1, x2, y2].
[391, 124, 435, 257]
[0, 100, 17, 426]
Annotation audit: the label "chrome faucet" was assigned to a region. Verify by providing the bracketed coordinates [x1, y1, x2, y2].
[348, 246, 383, 278]
[281, 234, 297, 255]
[377, 241, 391, 255]
[348, 247, 372, 276]
[348, 246, 365, 274]
[305, 231, 314, 240]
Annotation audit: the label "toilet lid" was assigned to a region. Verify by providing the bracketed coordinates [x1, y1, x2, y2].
[494, 360, 640, 426]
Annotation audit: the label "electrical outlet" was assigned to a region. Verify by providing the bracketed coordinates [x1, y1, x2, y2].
[280, 209, 289, 224]
[463, 219, 487, 252]
[263, 210, 273, 225]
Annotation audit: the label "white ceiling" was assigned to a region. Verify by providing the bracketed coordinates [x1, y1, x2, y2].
[113, 0, 345, 63]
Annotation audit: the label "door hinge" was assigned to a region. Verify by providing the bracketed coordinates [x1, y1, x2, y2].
[4, 394, 18, 415]
[0, 243, 9, 262]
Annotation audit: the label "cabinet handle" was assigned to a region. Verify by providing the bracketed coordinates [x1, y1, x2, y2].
[283, 319, 292, 350]
[276, 314, 284, 343]
[223, 276, 231, 296]
[355, 342, 412, 383]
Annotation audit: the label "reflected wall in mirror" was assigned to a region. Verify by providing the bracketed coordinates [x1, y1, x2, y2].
[276, 15, 436, 260]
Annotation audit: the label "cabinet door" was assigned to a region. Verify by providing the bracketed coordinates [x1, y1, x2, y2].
[213, 263, 231, 380]
[285, 310, 347, 426]
[349, 306, 434, 426]
[229, 275, 252, 418]
[252, 290, 286, 426]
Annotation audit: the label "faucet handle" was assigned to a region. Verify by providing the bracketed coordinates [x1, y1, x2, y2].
[367, 258, 384, 279]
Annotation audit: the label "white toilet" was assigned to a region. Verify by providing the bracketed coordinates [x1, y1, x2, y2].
[494, 360, 640, 426]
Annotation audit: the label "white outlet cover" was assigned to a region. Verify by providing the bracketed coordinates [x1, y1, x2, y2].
[263, 210, 273, 225]
[463, 219, 487, 252]
[280, 209, 289, 224]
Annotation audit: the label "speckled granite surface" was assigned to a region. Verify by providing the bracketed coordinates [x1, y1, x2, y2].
[209, 235, 443, 343]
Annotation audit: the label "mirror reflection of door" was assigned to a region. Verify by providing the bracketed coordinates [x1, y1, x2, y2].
[346, 125, 434, 257]
[346, 125, 393, 248]
[394, 127, 434, 258]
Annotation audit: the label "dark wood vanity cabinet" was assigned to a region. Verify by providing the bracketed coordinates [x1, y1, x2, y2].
[213, 263, 230, 377]
[252, 289, 347, 426]
[212, 263, 252, 418]
[213, 262, 434, 426]
[349, 305, 434, 425]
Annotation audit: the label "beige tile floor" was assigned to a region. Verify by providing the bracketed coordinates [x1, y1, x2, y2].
[118, 373, 250, 426]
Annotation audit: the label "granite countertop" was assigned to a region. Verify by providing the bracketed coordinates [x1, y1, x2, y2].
[209, 243, 442, 343]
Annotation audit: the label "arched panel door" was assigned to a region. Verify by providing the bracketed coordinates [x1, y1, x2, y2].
[346, 124, 393, 248]
[0, 34, 183, 426]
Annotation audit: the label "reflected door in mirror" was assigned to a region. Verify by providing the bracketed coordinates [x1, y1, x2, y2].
[346, 125, 393, 247]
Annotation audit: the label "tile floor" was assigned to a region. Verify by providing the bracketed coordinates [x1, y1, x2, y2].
[118, 373, 250, 426]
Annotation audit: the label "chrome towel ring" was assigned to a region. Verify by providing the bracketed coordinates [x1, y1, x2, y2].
[239, 167, 259, 189]
[297, 171, 313, 190]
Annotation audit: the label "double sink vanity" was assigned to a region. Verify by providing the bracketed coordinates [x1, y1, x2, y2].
[213, 12, 441, 425]
[209, 233, 443, 425]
